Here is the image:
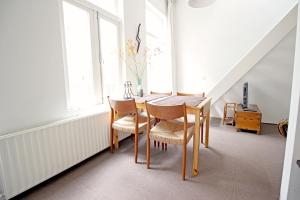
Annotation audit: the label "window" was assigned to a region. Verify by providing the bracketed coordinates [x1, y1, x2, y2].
[87, 0, 119, 16]
[62, 1, 95, 108]
[62, 0, 122, 109]
[146, 1, 172, 92]
[98, 17, 122, 98]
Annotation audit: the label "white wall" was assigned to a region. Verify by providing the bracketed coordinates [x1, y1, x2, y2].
[0, 0, 69, 134]
[280, 2, 300, 199]
[212, 29, 296, 123]
[174, 0, 297, 93]
[0, 176, 3, 199]
[148, 0, 167, 14]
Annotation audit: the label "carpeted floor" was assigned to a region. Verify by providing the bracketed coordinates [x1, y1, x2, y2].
[18, 119, 286, 200]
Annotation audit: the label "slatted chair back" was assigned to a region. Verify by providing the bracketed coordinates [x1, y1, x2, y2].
[145, 102, 187, 121]
[107, 97, 137, 116]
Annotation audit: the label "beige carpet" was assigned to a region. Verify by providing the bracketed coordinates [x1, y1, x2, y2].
[17, 119, 286, 200]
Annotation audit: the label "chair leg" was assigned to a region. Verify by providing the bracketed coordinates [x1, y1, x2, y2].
[154, 140, 156, 148]
[158, 141, 160, 148]
[182, 143, 187, 181]
[201, 123, 204, 144]
[110, 128, 114, 152]
[114, 131, 119, 149]
[162, 143, 164, 150]
[134, 133, 138, 163]
[165, 143, 167, 151]
[147, 136, 150, 169]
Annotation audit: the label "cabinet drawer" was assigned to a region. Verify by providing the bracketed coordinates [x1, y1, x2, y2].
[236, 116, 261, 123]
[236, 117, 261, 130]
[236, 120, 260, 128]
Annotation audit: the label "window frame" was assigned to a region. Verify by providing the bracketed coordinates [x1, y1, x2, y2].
[96, 12, 123, 103]
[60, 0, 123, 109]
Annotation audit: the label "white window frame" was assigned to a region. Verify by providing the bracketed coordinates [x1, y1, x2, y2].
[59, 0, 123, 109]
[96, 12, 123, 103]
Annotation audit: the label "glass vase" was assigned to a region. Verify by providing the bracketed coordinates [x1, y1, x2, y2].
[136, 77, 143, 97]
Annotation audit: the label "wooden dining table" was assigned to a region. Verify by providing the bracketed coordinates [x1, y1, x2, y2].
[135, 94, 212, 176]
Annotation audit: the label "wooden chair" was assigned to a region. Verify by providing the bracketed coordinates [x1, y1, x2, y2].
[108, 97, 153, 163]
[145, 102, 194, 180]
[223, 103, 236, 125]
[176, 92, 205, 143]
[144, 91, 172, 149]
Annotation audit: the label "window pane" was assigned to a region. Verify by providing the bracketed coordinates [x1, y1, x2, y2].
[87, 0, 118, 15]
[146, 3, 172, 92]
[99, 18, 121, 98]
[146, 5, 165, 36]
[146, 35, 172, 92]
[63, 1, 95, 108]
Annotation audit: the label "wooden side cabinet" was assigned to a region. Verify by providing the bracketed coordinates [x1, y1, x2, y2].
[235, 104, 262, 134]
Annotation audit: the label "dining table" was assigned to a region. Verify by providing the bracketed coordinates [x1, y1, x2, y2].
[134, 94, 212, 176]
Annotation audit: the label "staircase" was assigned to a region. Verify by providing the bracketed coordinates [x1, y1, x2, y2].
[207, 3, 298, 104]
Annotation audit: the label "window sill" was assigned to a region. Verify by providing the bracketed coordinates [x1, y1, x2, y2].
[69, 104, 110, 119]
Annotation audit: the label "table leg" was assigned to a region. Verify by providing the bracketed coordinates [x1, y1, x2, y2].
[201, 111, 204, 144]
[192, 109, 201, 176]
[205, 111, 210, 148]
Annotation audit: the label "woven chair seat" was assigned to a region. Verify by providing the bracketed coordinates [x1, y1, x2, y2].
[113, 115, 154, 133]
[150, 120, 194, 145]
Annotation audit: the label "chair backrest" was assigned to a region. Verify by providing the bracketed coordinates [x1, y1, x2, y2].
[150, 91, 172, 96]
[177, 92, 205, 97]
[145, 102, 186, 121]
[107, 97, 137, 116]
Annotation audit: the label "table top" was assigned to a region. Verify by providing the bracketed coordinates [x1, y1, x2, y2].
[135, 95, 206, 107]
[154, 96, 205, 107]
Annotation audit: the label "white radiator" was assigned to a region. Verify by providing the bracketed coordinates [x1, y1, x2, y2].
[0, 111, 127, 199]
